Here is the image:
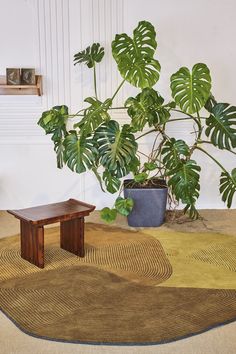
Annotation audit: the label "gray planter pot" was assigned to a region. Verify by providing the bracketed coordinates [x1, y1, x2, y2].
[124, 179, 168, 227]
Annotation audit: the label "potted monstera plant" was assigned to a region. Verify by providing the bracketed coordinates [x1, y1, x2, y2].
[38, 21, 236, 227]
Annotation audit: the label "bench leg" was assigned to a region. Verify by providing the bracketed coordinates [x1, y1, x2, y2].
[20, 221, 44, 268]
[60, 217, 85, 257]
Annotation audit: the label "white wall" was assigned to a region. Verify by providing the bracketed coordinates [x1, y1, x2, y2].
[0, 0, 235, 210]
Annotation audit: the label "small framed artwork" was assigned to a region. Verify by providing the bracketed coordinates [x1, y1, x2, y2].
[6, 68, 21, 85]
[21, 68, 36, 85]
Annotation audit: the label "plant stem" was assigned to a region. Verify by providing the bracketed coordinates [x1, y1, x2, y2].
[197, 140, 212, 144]
[150, 132, 161, 160]
[168, 117, 193, 122]
[109, 106, 127, 110]
[111, 79, 126, 101]
[93, 65, 98, 99]
[136, 129, 157, 140]
[196, 146, 228, 173]
[68, 108, 86, 118]
[137, 150, 163, 165]
[171, 108, 195, 119]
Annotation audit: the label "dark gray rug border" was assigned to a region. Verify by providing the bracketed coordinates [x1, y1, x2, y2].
[1, 307, 236, 347]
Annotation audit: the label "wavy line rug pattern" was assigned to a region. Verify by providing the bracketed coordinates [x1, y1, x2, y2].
[0, 223, 236, 345]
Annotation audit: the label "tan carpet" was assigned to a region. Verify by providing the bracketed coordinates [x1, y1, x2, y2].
[0, 210, 236, 353]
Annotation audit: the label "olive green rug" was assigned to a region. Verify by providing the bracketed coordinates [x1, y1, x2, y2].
[0, 223, 236, 345]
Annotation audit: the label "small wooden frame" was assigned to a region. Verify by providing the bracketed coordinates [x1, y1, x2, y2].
[6, 68, 21, 85]
[7, 199, 95, 268]
[21, 68, 36, 85]
[0, 75, 42, 96]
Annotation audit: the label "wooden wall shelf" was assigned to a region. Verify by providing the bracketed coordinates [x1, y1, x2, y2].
[0, 75, 42, 96]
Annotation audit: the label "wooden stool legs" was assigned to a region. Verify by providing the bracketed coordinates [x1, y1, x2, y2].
[20, 220, 44, 268]
[20, 217, 85, 268]
[60, 217, 85, 257]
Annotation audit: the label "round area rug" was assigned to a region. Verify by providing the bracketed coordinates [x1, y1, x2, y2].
[0, 223, 236, 345]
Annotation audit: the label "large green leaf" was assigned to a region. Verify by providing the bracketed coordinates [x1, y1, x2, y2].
[74, 43, 104, 68]
[170, 63, 211, 114]
[162, 138, 190, 170]
[134, 172, 148, 183]
[63, 131, 97, 173]
[204, 94, 217, 113]
[205, 103, 236, 150]
[38, 105, 68, 135]
[74, 97, 112, 136]
[37, 105, 69, 168]
[100, 208, 117, 223]
[219, 169, 236, 208]
[144, 162, 158, 171]
[127, 156, 140, 175]
[167, 160, 201, 218]
[115, 197, 134, 216]
[112, 21, 160, 89]
[53, 137, 65, 169]
[125, 88, 170, 131]
[94, 121, 137, 177]
[102, 170, 121, 194]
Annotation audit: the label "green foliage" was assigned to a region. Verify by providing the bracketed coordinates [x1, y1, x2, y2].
[74, 97, 112, 136]
[128, 156, 140, 175]
[38, 105, 68, 135]
[134, 172, 148, 183]
[219, 169, 236, 208]
[162, 138, 190, 170]
[94, 121, 137, 177]
[171, 63, 211, 114]
[144, 162, 158, 171]
[125, 88, 170, 131]
[204, 94, 217, 113]
[205, 103, 236, 150]
[37, 20, 236, 222]
[74, 43, 104, 68]
[100, 207, 117, 223]
[38, 105, 69, 168]
[103, 170, 121, 194]
[167, 160, 201, 218]
[115, 197, 134, 216]
[112, 21, 160, 89]
[63, 131, 98, 173]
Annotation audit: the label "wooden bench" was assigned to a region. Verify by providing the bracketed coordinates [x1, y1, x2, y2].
[7, 199, 95, 268]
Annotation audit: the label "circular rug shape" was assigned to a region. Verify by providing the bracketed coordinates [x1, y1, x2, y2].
[0, 223, 236, 345]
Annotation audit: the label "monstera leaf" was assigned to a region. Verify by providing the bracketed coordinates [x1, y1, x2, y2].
[162, 138, 190, 170]
[125, 88, 170, 131]
[167, 160, 201, 218]
[112, 21, 160, 88]
[102, 170, 121, 194]
[53, 136, 65, 169]
[204, 94, 217, 113]
[63, 131, 97, 173]
[219, 169, 236, 208]
[74, 97, 112, 136]
[38, 105, 69, 168]
[134, 172, 148, 183]
[144, 162, 158, 171]
[205, 103, 236, 150]
[100, 207, 117, 223]
[38, 105, 68, 135]
[74, 43, 104, 68]
[115, 197, 134, 216]
[94, 121, 137, 177]
[170, 63, 211, 114]
[127, 156, 140, 175]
